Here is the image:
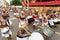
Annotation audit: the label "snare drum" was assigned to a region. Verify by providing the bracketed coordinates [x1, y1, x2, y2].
[29, 32, 44, 40]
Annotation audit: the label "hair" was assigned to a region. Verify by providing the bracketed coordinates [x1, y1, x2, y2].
[0, 20, 2, 27]
[28, 18, 35, 24]
[53, 10, 56, 13]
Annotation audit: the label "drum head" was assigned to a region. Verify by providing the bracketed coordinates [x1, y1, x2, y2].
[29, 32, 44, 40]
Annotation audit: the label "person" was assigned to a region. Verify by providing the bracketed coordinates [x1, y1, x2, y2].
[42, 17, 49, 27]
[18, 11, 26, 28]
[2, 10, 12, 26]
[17, 17, 35, 40]
[13, 7, 19, 17]
[48, 17, 55, 28]
[0, 19, 12, 40]
[42, 17, 54, 38]
[2, 11, 10, 25]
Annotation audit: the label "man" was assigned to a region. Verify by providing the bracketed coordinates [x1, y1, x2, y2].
[17, 17, 35, 40]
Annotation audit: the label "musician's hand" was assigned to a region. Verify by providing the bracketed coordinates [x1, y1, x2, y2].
[27, 34, 31, 37]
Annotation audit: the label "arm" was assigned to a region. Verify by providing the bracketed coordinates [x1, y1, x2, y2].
[17, 29, 31, 37]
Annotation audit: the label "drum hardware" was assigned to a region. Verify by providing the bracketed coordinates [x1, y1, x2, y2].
[55, 32, 60, 35]
[42, 33, 47, 38]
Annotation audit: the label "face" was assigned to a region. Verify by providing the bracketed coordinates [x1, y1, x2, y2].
[0, 20, 2, 27]
[0, 22, 1, 26]
[2, 22, 5, 26]
[31, 22, 34, 25]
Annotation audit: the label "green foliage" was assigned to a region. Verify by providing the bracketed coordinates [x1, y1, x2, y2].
[10, 0, 22, 6]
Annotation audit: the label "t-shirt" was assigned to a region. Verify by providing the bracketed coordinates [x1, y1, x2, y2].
[48, 20, 54, 26]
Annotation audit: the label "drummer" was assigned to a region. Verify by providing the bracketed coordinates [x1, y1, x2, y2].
[18, 11, 26, 28]
[17, 17, 35, 40]
[2, 10, 11, 26]
[0, 19, 12, 40]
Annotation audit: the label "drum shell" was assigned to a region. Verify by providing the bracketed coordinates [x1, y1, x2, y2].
[42, 26, 55, 37]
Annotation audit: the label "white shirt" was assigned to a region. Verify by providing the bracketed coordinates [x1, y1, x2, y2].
[19, 20, 25, 28]
[48, 20, 54, 25]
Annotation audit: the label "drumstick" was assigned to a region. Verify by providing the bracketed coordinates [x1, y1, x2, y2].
[55, 32, 60, 35]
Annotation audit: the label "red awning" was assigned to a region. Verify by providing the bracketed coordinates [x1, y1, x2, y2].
[23, 1, 60, 6]
[22, 2, 26, 6]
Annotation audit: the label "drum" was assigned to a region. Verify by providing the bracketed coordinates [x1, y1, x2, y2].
[1, 27, 12, 37]
[42, 26, 55, 37]
[29, 32, 44, 40]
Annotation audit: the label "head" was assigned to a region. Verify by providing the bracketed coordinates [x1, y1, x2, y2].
[20, 11, 26, 20]
[53, 10, 56, 14]
[0, 20, 2, 26]
[28, 18, 35, 25]
[0, 20, 4, 27]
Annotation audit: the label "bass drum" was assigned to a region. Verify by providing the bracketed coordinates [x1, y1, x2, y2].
[29, 32, 44, 40]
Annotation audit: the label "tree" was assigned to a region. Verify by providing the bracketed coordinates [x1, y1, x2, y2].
[10, 0, 22, 6]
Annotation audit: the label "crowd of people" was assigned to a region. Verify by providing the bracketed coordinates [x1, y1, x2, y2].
[0, 6, 60, 40]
